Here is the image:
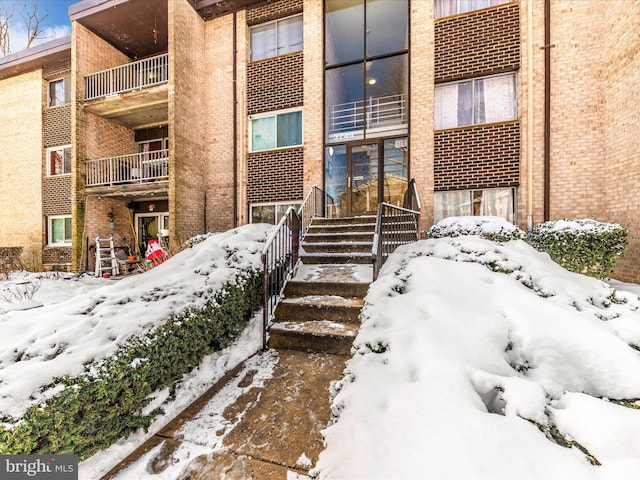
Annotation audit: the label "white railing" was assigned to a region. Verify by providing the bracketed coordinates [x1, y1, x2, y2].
[85, 150, 169, 187]
[330, 94, 407, 135]
[85, 53, 169, 101]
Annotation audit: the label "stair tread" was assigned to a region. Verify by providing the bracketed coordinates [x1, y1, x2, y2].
[270, 320, 359, 337]
[281, 295, 364, 307]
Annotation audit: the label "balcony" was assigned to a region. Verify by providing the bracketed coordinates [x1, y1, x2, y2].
[83, 53, 169, 129]
[85, 150, 169, 188]
[329, 94, 408, 141]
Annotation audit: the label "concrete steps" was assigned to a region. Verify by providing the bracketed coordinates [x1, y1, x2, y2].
[269, 220, 374, 354]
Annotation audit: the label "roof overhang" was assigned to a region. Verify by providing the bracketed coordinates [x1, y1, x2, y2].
[0, 36, 71, 81]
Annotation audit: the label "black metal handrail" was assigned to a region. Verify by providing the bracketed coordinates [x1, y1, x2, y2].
[260, 185, 331, 349]
[260, 207, 300, 350]
[372, 179, 421, 280]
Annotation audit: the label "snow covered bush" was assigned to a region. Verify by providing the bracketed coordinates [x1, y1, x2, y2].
[0, 225, 270, 459]
[529, 219, 628, 278]
[313, 237, 640, 479]
[428, 216, 527, 242]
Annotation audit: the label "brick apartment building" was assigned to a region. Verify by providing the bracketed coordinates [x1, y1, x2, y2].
[0, 0, 638, 281]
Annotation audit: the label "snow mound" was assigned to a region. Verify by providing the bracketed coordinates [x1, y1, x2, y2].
[314, 237, 640, 479]
[0, 224, 272, 420]
[428, 215, 527, 241]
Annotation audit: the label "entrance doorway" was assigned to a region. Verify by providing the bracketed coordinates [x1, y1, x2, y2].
[135, 213, 169, 254]
[325, 136, 408, 217]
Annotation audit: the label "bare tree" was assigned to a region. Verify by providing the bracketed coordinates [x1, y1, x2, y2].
[0, 0, 49, 56]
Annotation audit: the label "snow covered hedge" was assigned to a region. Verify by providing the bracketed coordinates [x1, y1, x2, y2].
[529, 219, 628, 278]
[427, 216, 527, 242]
[0, 225, 270, 459]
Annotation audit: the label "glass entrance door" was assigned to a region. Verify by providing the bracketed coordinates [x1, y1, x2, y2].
[349, 143, 379, 215]
[325, 136, 407, 217]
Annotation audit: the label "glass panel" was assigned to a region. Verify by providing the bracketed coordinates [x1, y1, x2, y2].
[51, 218, 63, 244]
[138, 216, 159, 253]
[277, 111, 302, 147]
[277, 15, 303, 56]
[366, 0, 408, 57]
[475, 74, 517, 125]
[325, 145, 347, 218]
[350, 143, 378, 213]
[433, 190, 472, 222]
[365, 54, 408, 137]
[434, 83, 459, 130]
[457, 80, 473, 127]
[49, 149, 63, 175]
[325, 0, 364, 66]
[63, 147, 72, 174]
[326, 63, 365, 142]
[251, 205, 275, 224]
[250, 23, 276, 61]
[251, 116, 276, 151]
[383, 137, 408, 205]
[480, 188, 514, 221]
[64, 217, 72, 243]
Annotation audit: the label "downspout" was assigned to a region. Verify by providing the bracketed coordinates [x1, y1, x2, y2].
[526, 0, 534, 231]
[543, 0, 551, 221]
[232, 10, 238, 228]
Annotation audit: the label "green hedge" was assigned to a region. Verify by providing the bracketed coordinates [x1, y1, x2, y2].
[0, 270, 263, 459]
[529, 219, 628, 278]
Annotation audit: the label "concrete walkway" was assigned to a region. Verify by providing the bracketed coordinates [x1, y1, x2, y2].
[101, 265, 371, 479]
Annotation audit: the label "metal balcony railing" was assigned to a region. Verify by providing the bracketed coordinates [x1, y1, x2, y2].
[84, 53, 169, 101]
[85, 150, 169, 187]
[330, 94, 407, 135]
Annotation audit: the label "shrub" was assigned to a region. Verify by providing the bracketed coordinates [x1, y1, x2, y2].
[0, 270, 263, 459]
[529, 219, 628, 278]
[428, 216, 527, 242]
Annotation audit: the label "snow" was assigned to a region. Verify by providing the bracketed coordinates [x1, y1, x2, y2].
[3, 223, 640, 480]
[0, 224, 272, 420]
[313, 236, 640, 479]
[428, 215, 527, 240]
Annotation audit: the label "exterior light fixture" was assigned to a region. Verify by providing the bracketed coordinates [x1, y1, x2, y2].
[107, 209, 115, 229]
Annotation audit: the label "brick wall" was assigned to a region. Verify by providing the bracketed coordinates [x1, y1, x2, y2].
[434, 122, 520, 191]
[170, 0, 207, 244]
[602, 0, 640, 282]
[435, 2, 520, 83]
[410, 1, 436, 230]
[245, 0, 305, 211]
[246, 0, 302, 25]
[204, 13, 239, 232]
[302, 0, 324, 194]
[43, 177, 72, 215]
[247, 148, 304, 204]
[0, 70, 44, 268]
[72, 22, 134, 269]
[247, 52, 303, 114]
[43, 106, 72, 147]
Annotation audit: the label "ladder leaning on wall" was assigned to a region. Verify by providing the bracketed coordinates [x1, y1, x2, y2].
[95, 236, 120, 277]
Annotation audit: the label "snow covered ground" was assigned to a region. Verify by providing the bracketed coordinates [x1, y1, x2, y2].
[3, 221, 640, 479]
[313, 236, 640, 480]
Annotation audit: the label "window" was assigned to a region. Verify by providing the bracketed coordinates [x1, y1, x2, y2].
[434, 187, 515, 223]
[434, 73, 517, 130]
[251, 202, 301, 225]
[48, 76, 71, 107]
[324, 0, 409, 142]
[48, 216, 72, 246]
[250, 109, 303, 152]
[434, 0, 512, 19]
[47, 145, 72, 176]
[250, 14, 303, 62]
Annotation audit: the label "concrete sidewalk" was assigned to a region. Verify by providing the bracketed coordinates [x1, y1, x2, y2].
[101, 349, 348, 479]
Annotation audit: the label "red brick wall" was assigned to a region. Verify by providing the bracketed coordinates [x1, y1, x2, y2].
[246, 0, 302, 25]
[247, 52, 303, 114]
[434, 122, 520, 191]
[247, 147, 304, 204]
[43, 177, 72, 215]
[434, 3, 520, 83]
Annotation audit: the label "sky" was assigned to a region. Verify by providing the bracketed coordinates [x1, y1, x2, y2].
[2, 218, 640, 479]
[2, 0, 75, 53]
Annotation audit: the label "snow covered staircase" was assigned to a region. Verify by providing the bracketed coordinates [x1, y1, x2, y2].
[299, 216, 376, 264]
[268, 264, 371, 355]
